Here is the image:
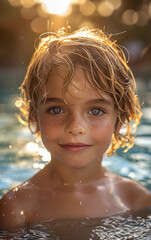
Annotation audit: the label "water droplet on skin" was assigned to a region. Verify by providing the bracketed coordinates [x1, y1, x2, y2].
[20, 210, 24, 215]
[23, 182, 28, 186]
[79, 180, 82, 184]
[80, 201, 83, 206]
[64, 183, 69, 186]
[13, 187, 18, 192]
[2, 213, 5, 217]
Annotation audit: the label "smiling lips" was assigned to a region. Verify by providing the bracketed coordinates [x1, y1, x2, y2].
[59, 143, 92, 152]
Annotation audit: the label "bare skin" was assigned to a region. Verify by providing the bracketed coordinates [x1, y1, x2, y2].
[0, 67, 151, 229]
[0, 164, 151, 229]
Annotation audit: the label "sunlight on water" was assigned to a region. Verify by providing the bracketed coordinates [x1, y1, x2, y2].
[25, 142, 51, 164]
[15, 99, 23, 108]
[135, 137, 151, 148]
[38, 147, 51, 162]
[26, 142, 39, 154]
[33, 162, 45, 169]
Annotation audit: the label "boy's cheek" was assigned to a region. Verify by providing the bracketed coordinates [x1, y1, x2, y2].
[92, 119, 115, 132]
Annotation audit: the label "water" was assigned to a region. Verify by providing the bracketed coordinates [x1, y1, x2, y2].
[1, 210, 151, 239]
[0, 88, 151, 239]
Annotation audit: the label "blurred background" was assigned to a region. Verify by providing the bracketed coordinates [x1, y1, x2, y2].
[0, 0, 151, 101]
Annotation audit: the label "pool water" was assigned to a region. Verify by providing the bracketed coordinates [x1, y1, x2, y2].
[0, 88, 151, 239]
[0, 209, 151, 239]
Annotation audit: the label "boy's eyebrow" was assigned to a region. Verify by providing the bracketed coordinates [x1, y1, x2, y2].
[87, 98, 113, 105]
[44, 97, 113, 105]
[44, 98, 64, 103]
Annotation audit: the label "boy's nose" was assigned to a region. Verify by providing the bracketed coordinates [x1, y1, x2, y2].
[65, 115, 86, 136]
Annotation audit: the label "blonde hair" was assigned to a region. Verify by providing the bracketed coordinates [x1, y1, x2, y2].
[18, 27, 142, 156]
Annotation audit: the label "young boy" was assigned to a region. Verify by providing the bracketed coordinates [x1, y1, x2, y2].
[0, 28, 151, 229]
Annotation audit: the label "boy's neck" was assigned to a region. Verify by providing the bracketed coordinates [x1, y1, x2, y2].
[49, 158, 106, 186]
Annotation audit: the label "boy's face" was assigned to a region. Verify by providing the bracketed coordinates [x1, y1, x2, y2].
[36, 67, 117, 169]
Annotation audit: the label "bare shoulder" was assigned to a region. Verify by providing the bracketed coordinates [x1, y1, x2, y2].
[0, 185, 27, 229]
[115, 174, 151, 210]
[0, 164, 51, 229]
[0, 177, 40, 229]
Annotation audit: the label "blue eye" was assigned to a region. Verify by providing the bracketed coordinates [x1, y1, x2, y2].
[49, 107, 63, 115]
[89, 108, 103, 116]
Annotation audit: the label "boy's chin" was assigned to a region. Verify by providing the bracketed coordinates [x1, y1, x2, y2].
[59, 158, 97, 170]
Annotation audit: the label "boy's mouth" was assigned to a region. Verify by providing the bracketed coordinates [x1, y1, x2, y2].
[59, 143, 92, 152]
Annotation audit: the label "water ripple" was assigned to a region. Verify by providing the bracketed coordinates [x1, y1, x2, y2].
[1, 209, 151, 240]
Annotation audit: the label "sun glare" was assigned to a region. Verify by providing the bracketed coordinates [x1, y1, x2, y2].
[41, 0, 73, 16]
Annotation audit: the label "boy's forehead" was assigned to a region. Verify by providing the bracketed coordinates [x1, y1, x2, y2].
[46, 66, 87, 94]
[45, 66, 113, 103]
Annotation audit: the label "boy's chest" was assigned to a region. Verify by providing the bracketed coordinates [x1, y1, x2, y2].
[26, 186, 129, 224]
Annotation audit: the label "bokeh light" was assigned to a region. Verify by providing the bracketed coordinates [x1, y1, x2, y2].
[33, 163, 45, 169]
[20, 6, 36, 19]
[72, 0, 86, 4]
[15, 99, 23, 108]
[8, 0, 80, 17]
[7, 0, 151, 34]
[38, 148, 51, 161]
[25, 142, 51, 162]
[26, 142, 39, 153]
[36, 4, 48, 17]
[33, 0, 43, 3]
[20, 0, 35, 8]
[122, 9, 138, 25]
[41, 0, 72, 16]
[136, 11, 149, 26]
[31, 17, 47, 33]
[97, 1, 114, 17]
[109, 0, 121, 10]
[8, 0, 21, 7]
[80, 1, 96, 16]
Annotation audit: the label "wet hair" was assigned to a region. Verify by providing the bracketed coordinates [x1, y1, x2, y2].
[18, 27, 142, 156]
